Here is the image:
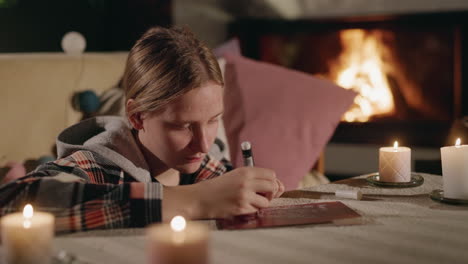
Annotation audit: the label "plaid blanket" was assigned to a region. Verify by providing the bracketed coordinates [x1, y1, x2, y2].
[0, 150, 226, 233]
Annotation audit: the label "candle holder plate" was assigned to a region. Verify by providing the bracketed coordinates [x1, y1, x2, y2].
[430, 189, 468, 206]
[365, 172, 424, 188]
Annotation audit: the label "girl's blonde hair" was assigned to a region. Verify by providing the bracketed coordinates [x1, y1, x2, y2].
[123, 26, 223, 117]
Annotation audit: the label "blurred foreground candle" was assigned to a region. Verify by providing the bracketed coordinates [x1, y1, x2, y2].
[147, 216, 209, 264]
[441, 138, 468, 199]
[1, 204, 54, 264]
[379, 141, 411, 182]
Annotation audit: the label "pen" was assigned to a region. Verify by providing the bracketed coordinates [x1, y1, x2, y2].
[241, 141, 255, 167]
[241, 141, 266, 209]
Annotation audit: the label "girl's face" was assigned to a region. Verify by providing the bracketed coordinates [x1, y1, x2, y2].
[136, 81, 224, 174]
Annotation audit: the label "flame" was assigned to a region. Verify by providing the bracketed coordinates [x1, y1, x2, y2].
[170, 215, 186, 244]
[170, 216, 186, 232]
[455, 138, 461, 147]
[393, 141, 399, 150]
[23, 204, 33, 229]
[330, 29, 395, 122]
[23, 204, 33, 218]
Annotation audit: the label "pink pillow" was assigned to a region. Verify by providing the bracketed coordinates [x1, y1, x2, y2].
[223, 55, 356, 190]
[213, 38, 241, 57]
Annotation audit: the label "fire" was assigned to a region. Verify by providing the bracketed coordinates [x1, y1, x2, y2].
[330, 29, 395, 122]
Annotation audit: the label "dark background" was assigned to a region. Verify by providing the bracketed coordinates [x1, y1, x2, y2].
[0, 0, 171, 52]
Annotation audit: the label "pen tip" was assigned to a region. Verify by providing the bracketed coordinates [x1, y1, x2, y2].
[241, 141, 251, 150]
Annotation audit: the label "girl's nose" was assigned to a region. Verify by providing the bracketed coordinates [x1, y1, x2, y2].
[190, 126, 209, 153]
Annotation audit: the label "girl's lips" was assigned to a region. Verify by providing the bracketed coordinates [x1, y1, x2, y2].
[185, 156, 202, 163]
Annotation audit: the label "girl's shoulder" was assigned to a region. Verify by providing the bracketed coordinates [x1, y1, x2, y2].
[38, 150, 124, 184]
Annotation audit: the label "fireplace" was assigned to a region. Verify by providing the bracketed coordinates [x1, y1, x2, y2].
[229, 11, 468, 148]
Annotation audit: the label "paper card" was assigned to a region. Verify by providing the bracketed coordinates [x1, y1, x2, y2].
[216, 201, 361, 230]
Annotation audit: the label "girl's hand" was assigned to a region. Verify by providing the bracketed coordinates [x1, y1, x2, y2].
[194, 167, 278, 219]
[162, 167, 282, 221]
[274, 178, 285, 198]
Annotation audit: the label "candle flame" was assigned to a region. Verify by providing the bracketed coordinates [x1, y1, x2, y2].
[23, 204, 33, 229]
[455, 138, 461, 147]
[23, 204, 33, 219]
[393, 141, 398, 150]
[170, 216, 186, 232]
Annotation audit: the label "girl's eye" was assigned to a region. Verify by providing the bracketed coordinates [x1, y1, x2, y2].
[172, 123, 190, 130]
[208, 118, 219, 124]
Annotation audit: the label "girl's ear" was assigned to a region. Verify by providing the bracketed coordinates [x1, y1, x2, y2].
[126, 99, 144, 130]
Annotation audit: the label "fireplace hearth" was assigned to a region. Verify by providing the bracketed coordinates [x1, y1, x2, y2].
[229, 11, 468, 148]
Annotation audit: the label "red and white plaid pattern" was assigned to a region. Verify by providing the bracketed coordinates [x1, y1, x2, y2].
[0, 150, 227, 233]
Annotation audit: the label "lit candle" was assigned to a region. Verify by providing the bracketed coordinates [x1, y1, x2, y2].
[379, 141, 411, 182]
[441, 138, 468, 199]
[1, 204, 54, 264]
[147, 216, 209, 264]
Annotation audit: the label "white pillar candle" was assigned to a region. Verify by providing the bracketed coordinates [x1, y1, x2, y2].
[1, 204, 55, 264]
[379, 141, 411, 182]
[147, 216, 209, 264]
[441, 138, 468, 199]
